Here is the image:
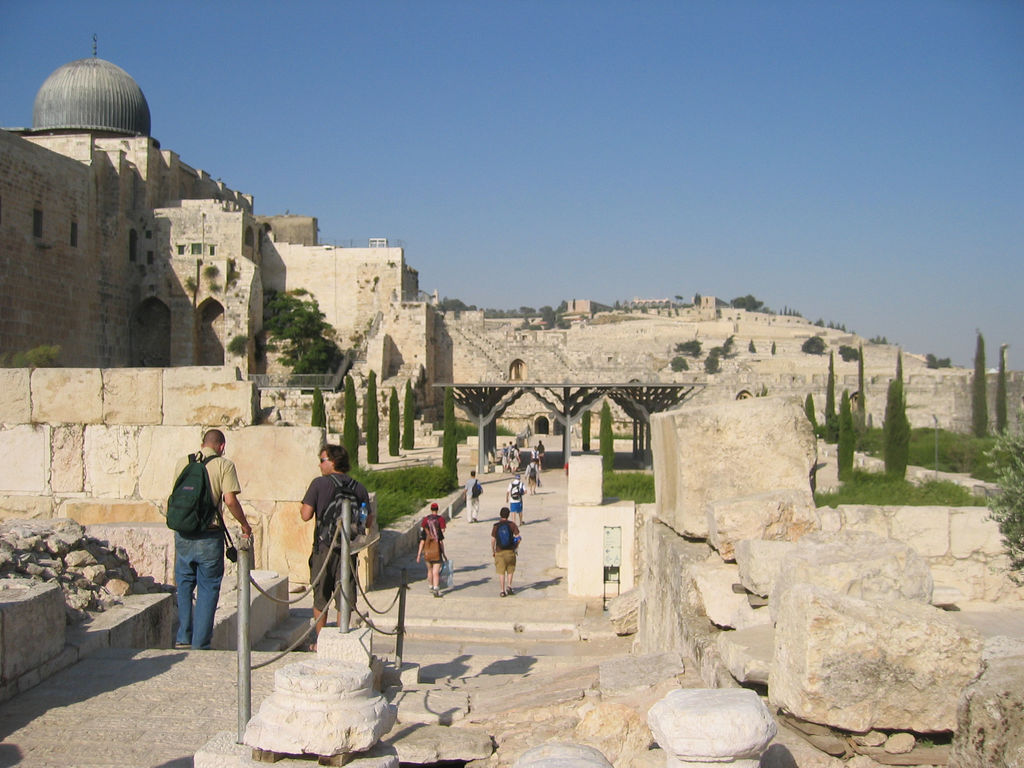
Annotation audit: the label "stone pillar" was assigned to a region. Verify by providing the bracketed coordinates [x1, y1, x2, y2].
[647, 689, 776, 768]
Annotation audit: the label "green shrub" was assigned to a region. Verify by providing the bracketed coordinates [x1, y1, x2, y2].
[801, 336, 826, 355]
[815, 471, 977, 507]
[670, 356, 689, 372]
[675, 340, 702, 357]
[988, 414, 1024, 572]
[351, 465, 455, 528]
[604, 471, 655, 504]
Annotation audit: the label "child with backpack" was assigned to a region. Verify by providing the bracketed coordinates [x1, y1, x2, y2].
[491, 507, 521, 597]
[506, 473, 526, 525]
[416, 502, 447, 597]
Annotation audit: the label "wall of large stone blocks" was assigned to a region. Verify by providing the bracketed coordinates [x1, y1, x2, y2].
[0, 367, 332, 575]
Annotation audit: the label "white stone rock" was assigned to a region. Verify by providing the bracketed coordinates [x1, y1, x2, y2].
[647, 688, 776, 766]
[716, 625, 774, 685]
[883, 732, 915, 754]
[162, 366, 255, 427]
[568, 455, 604, 505]
[0, 579, 66, 681]
[83, 425, 141, 499]
[690, 559, 769, 630]
[735, 539, 796, 598]
[706, 489, 818, 561]
[514, 742, 613, 768]
[949, 508, 1003, 559]
[0, 369, 31, 424]
[317, 627, 372, 666]
[244, 659, 396, 757]
[650, 396, 816, 539]
[102, 368, 163, 425]
[769, 584, 983, 732]
[0, 425, 49, 494]
[598, 652, 685, 696]
[770, 530, 933, 621]
[31, 368, 103, 424]
[381, 723, 493, 764]
[888, 506, 950, 557]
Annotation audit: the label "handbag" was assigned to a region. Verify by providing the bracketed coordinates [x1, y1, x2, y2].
[439, 559, 454, 590]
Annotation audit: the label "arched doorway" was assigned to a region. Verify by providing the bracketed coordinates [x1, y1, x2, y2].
[196, 298, 225, 365]
[130, 298, 171, 366]
[534, 415, 550, 434]
[509, 359, 527, 381]
[736, 390, 753, 400]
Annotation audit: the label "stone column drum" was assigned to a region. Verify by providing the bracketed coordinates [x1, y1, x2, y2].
[514, 742, 614, 768]
[647, 689, 776, 768]
[244, 659, 396, 760]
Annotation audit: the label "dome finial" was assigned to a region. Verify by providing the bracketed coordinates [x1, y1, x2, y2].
[92, 33, 97, 57]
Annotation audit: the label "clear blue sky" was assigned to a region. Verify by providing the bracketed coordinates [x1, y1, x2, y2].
[3, 1, 1021, 368]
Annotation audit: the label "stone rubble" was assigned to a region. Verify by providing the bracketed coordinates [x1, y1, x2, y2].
[0, 518, 159, 621]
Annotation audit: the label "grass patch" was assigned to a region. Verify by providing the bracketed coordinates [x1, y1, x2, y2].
[446, 420, 516, 444]
[856, 428, 998, 481]
[815, 471, 978, 507]
[603, 471, 655, 504]
[351, 464, 455, 528]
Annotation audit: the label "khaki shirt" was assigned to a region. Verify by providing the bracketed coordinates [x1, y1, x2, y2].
[173, 447, 242, 515]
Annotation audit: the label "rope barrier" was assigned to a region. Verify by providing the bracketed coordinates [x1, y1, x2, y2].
[246, 518, 344, 605]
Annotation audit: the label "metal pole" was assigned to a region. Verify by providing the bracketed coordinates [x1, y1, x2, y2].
[236, 534, 252, 744]
[396, 568, 407, 668]
[339, 498, 352, 633]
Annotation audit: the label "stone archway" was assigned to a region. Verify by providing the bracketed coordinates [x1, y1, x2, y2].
[130, 297, 171, 366]
[196, 298, 225, 365]
[509, 359, 527, 381]
[736, 390, 753, 400]
[534, 415, 550, 434]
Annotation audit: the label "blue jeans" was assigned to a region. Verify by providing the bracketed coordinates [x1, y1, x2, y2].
[174, 531, 224, 649]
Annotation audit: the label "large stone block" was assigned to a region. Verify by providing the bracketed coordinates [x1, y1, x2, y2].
[0, 579, 66, 682]
[889, 506, 951, 557]
[102, 368, 162, 424]
[31, 368, 103, 424]
[228, 426, 325, 503]
[949, 648, 1024, 768]
[950, 508, 1003, 559]
[651, 396, 815, 538]
[769, 584, 983, 732]
[828, 505, 890, 539]
[707, 488, 818, 561]
[84, 522, 175, 585]
[267, 501, 315, 586]
[50, 424, 84, 493]
[83, 425, 141, 498]
[568, 454, 603, 505]
[0, 425, 49, 493]
[0, 369, 31, 424]
[63, 500, 164, 526]
[770, 531, 933, 621]
[690, 559, 769, 630]
[137, 426, 204, 502]
[0, 496, 53, 520]
[162, 366, 255, 426]
[735, 539, 795, 598]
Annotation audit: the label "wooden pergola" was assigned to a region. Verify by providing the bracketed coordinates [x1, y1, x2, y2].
[437, 382, 703, 476]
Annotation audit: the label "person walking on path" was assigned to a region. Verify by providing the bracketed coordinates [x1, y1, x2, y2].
[299, 443, 372, 647]
[173, 429, 253, 650]
[507, 473, 526, 525]
[525, 459, 540, 495]
[491, 507, 521, 597]
[464, 470, 482, 523]
[417, 502, 447, 597]
[536, 440, 545, 470]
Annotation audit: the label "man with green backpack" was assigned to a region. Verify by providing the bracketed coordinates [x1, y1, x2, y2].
[167, 429, 252, 650]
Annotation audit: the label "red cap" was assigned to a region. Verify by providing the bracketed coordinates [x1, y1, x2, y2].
[430, 502, 439, 511]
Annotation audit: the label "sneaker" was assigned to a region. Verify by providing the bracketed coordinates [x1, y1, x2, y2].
[173, 641, 191, 650]
[433, 589, 443, 598]
[505, 587, 514, 596]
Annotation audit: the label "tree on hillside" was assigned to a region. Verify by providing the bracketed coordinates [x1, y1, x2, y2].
[804, 393, 818, 431]
[582, 409, 592, 452]
[838, 345, 859, 362]
[599, 401, 614, 472]
[670, 356, 689, 371]
[704, 350, 721, 374]
[801, 336, 826, 355]
[896, 349, 904, 384]
[884, 377, 910, 479]
[263, 289, 342, 374]
[989, 412, 1024, 572]
[838, 391, 854, 480]
[824, 352, 838, 442]
[973, 333, 988, 438]
[343, 375, 359, 468]
[311, 387, 326, 428]
[856, 345, 866, 432]
[926, 353, 952, 369]
[388, 387, 400, 456]
[771, 341, 777, 355]
[675, 340, 702, 357]
[730, 295, 765, 312]
[748, 340, 756, 353]
[402, 380, 416, 451]
[442, 386, 457, 488]
[364, 370, 379, 464]
[996, 344, 1008, 434]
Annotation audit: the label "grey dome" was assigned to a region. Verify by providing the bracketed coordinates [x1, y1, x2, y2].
[32, 57, 150, 137]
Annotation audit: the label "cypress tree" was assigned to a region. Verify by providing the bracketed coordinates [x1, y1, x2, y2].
[996, 344, 1008, 434]
[856, 345, 866, 431]
[896, 349, 904, 383]
[311, 387, 325, 428]
[838, 390, 854, 480]
[748, 340, 756, 353]
[972, 333, 988, 437]
[804, 393, 818, 431]
[388, 387, 400, 456]
[582, 409, 592, 452]
[884, 377, 909, 479]
[824, 351, 838, 442]
[599, 401, 614, 472]
[442, 386, 457, 488]
[343, 375, 359, 468]
[364, 370, 379, 464]
[771, 341, 776, 355]
[402, 380, 415, 451]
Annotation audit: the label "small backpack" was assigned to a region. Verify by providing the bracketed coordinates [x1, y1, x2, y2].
[316, 474, 365, 548]
[509, 480, 523, 501]
[495, 520, 514, 550]
[471, 480, 483, 498]
[166, 452, 219, 534]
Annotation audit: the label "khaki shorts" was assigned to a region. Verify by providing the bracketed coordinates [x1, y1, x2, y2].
[493, 548, 516, 575]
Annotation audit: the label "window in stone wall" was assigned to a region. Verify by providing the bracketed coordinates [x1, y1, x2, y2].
[70, 221, 78, 247]
[129, 229, 138, 262]
[177, 244, 186, 255]
[33, 208, 43, 238]
[147, 250, 154, 264]
[145, 230, 152, 239]
[209, 244, 216, 256]
[191, 243, 202, 255]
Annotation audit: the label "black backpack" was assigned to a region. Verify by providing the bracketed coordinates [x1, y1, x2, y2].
[167, 453, 219, 534]
[471, 480, 483, 498]
[316, 474, 365, 548]
[509, 480, 524, 501]
[495, 520, 514, 550]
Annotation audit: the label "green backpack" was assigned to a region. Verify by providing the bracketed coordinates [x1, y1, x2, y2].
[166, 452, 219, 534]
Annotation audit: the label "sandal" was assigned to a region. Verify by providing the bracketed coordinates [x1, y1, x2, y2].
[499, 591, 507, 597]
